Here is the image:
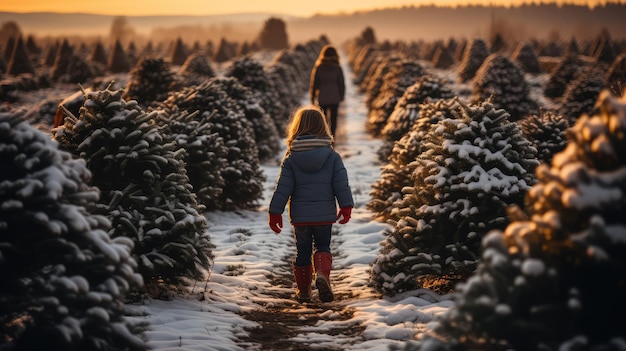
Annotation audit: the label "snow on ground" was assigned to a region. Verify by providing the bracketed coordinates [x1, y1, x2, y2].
[131, 56, 455, 350]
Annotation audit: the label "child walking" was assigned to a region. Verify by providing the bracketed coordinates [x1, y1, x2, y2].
[268, 106, 354, 303]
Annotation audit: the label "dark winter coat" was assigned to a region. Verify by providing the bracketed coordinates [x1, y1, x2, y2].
[310, 59, 345, 106]
[269, 136, 353, 224]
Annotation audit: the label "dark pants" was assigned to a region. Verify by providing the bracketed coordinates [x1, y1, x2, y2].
[293, 225, 332, 266]
[320, 104, 339, 136]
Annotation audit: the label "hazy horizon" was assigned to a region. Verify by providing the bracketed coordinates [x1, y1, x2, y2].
[1, 0, 624, 17]
[2, 2, 625, 46]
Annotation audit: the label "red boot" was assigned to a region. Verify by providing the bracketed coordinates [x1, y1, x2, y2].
[293, 265, 312, 303]
[314, 251, 334, 302]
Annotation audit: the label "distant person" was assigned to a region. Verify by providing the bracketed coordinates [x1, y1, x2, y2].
[309, 45, 345, 136]
[268, 106, 354, 303]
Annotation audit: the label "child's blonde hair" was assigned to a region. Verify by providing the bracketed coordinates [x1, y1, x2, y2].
[286, 106, 333, 150]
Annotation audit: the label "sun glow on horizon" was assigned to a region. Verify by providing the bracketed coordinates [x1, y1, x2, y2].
[0, 0, 623, 17]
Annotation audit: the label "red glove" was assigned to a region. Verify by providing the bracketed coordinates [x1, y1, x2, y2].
[337, 207, 352, 224]
[269, 213, 283, 234]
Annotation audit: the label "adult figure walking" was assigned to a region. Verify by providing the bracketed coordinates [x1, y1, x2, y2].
[309, 45, 345, 136]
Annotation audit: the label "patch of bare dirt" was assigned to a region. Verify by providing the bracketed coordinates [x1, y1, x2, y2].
[237, 248, 366, 350]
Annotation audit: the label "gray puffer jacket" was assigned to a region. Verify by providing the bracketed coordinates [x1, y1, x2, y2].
[269, 136, 353, 224]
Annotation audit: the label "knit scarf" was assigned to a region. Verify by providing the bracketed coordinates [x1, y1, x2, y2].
[290, 137, 332, 152]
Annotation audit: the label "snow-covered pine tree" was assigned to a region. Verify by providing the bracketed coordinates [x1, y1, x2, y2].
[179, 52, 216, 86]
[0, 112, 146, 350]
[6, 36, 34, 76]
[489, 32, 507, 53]
[471, 53, 538, 121]
[591, 31, 617, 65]
[371, 97, 538, 295]
[511, 41, 542, 74]
[272, 49, 309, 92]
[378, 74, 454, 161]
[358, 53, 387, 94]
[519, 110, 570, 163]
[123, 56, 178, 108]
[364, 55, 403, 112]
[89, 40, 108, 65]
[368, 98, 456, 221]
[538, 40, 563, 57]
[51, 39, 93, 84]
[457, 38, 489, 83]
[403, 90, 626, 351]
[225, 56, 289, 139]
[213, 38, 235, 64]
[351, 46, 380, 87]
[257, 17, 289, 50]
[606, 53, 626, 98]
[265, 62, 302, 121]
[52, 87, 212, 292]
[42, 41, 57, 67]
[159, 78, 265, 210]
[169, 37, 188, 66]
[453, 39, 467, 63]
[566, 37, 579, 55]
[432, 46, 454, 69]
[25, 35, 40, 57]
[294, 42, 319, 69]
[544, 54, 588, 100]
[208, 77, 280, 162]
[107, 39, 130, 73]
[557, 66, 606, 123]
[366, 59, 425, 137]
[152, 109, 228, 211]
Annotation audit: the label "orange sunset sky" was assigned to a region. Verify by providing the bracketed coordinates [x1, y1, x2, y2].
[0, 0, 623, 17]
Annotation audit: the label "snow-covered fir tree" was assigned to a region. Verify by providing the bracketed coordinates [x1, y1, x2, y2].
[107, 39, 130, 73]
[557, 66, 606, 123]
[152, 109, 228, 211]
[265, 62, 303, 123]
[365, 59, 425, 137]
[457, 38, 489, 83]
[368, 98, 456, 221]
[6, 36, 34, 76]
[350, 45, 379, 88]
[205, 77, 280, 162]
[378, 74, 454, 161]
[403, 90, 626, 351]
[169, 37, 189, 66]
[605, 53, 626, 98]
[52, 87, 212, 292]
[358, 52, 387, 94]
[538, 40, 563, 57]
[212, 38, 235, 64]
[591, 31, 617, 65]
[370, 97, 538, 295]
[51, 39, 93, 84]
[519, 111, 570, 163]
[89, 40, 108, 65]
[0, 112, 146, 350]
[123, 56, 178, 108]
[364, 55, 403, 112]
[544, 54, 588, 100]
[159, 78, 265, 211]
[432, 46, 454, 69]
[225, 55, 289, 137]
[179, 52, 216, 86]
[511, 41, 542, 74]
[272, 49, 309, 87]
[471, 53, 538, 121]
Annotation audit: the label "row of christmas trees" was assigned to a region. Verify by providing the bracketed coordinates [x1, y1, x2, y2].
[0, 36, 327, 350]
[346, 28, 626, 350]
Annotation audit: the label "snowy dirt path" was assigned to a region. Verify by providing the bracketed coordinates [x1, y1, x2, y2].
[137, 58, 453, 351]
